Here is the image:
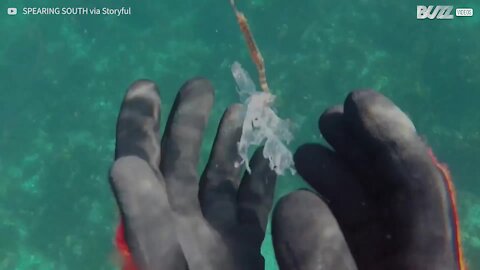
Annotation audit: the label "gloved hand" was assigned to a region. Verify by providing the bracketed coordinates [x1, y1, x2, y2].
[272, 90, 466, 270]
[109, 78, 277, 270]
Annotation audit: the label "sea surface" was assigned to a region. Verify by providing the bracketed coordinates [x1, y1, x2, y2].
[0, 0, 479, 269]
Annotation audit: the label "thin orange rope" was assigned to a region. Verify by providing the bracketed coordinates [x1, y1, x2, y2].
[428, 148, 467, 270]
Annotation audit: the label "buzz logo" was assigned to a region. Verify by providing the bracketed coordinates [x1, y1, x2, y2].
[417, 5, 454, 19]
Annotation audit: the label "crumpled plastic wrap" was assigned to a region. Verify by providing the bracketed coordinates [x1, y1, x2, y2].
[231, 62, 295, 175]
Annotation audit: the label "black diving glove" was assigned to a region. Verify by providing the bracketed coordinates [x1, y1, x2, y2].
[109, 78, 277, 270]
[272, 90, 466, 270]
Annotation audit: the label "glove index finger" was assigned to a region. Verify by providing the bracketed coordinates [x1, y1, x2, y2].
[343, 90, 462, 269]
[237, 147, 277, 235]
[344, 90, 417, 151]
[199, 104, 244, 229]
[160, 77, 214, 214]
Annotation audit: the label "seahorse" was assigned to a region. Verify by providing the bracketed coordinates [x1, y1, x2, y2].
[229, 0, 270, 93]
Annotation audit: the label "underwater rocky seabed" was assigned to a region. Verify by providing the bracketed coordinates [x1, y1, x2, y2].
[0, 0, 479, 269]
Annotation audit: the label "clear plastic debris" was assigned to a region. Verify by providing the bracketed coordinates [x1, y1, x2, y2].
[231, 62, 295, 175]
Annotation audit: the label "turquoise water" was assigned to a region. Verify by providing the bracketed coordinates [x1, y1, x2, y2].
[0, 0, 479, 269]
